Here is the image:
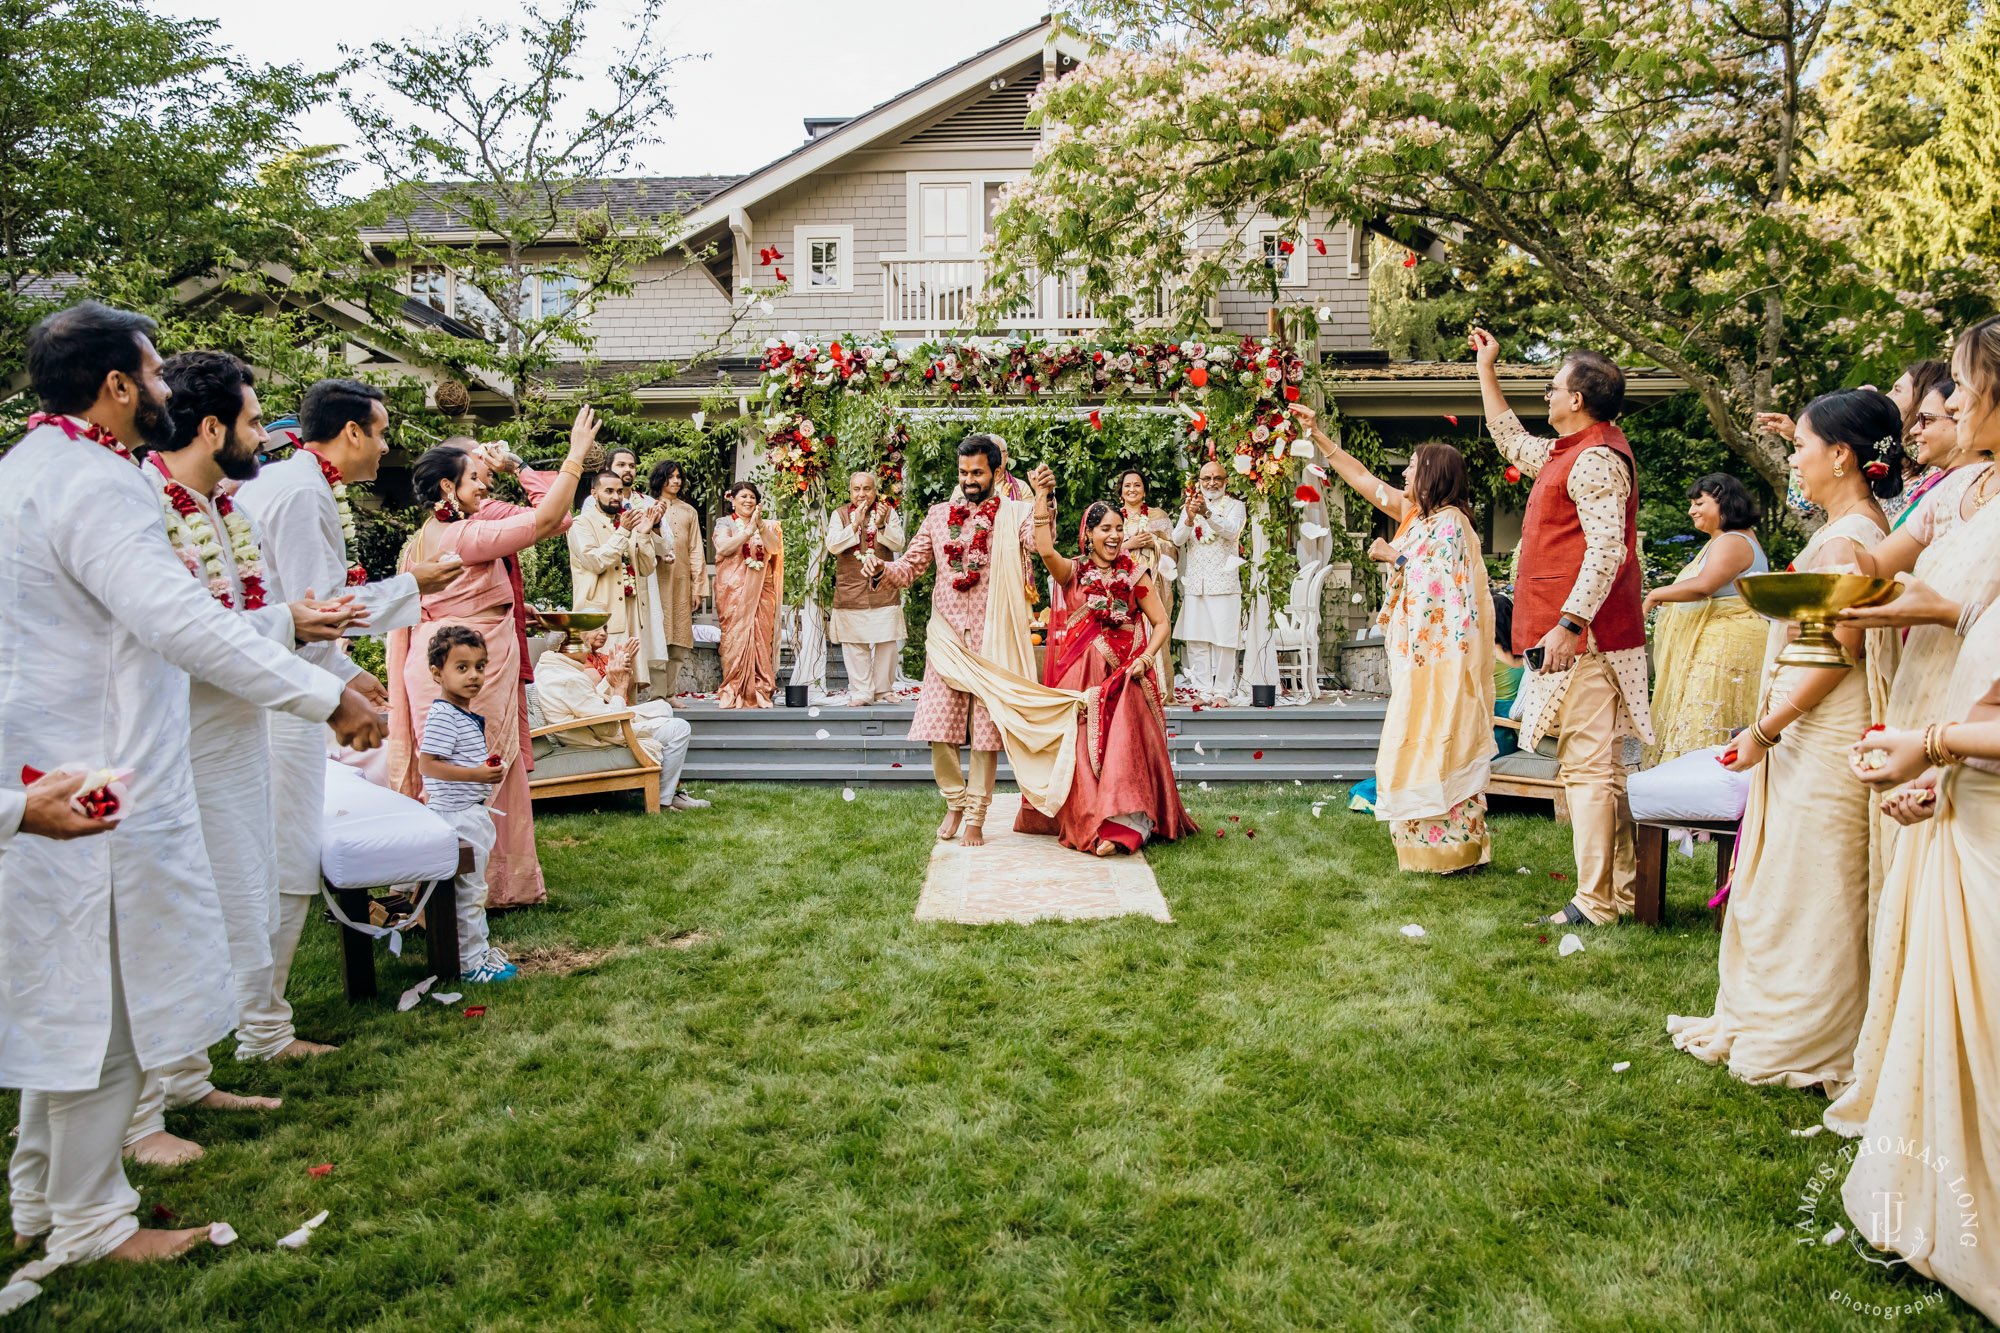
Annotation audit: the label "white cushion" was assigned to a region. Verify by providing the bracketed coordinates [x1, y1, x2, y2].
[1628, 746, 1750, 825]
[320, 760, 460, 889]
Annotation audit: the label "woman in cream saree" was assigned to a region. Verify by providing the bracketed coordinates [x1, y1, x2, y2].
[1827, 607, 2000, 1322]
[1372, 444, 1495, 873]
[712, 480, 784, 710]
[1669, 390, 1898, 1094]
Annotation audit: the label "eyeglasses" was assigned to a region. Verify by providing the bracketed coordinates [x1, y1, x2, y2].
[1542, 384, 1575, 402]
[1915, 411, 1954, 428]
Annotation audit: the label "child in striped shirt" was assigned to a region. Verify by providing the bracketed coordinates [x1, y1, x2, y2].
[418, 625, 515, 983]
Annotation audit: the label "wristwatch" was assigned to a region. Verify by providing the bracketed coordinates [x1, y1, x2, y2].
[1558, 616, 1585, 636]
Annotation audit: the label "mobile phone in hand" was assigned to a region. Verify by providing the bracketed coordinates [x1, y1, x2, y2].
[1525, 646, 1546, 671]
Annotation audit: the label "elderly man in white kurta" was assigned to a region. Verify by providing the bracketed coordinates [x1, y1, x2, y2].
[122, 352, 366, 1169]
[234, 378, 459, 1063]
[1172, 460, 1248, 706]
[826, 472, 908, 705]
[1, 303, 377, 1275]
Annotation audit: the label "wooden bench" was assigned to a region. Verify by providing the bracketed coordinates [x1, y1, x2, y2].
[331, 840, 475, 1003]
[525, 693, 663, 813]
[1634, 819, 1734, 930]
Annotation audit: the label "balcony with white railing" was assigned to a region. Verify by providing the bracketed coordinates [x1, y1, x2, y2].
[879, 252, 1171, 335]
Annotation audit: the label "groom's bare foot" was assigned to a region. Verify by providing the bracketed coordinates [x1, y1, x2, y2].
[937, 809, 963, 841]
[106, 1226, 213, 1262]
[269, 1038, 337, 1061]
[962, 823, 986, 848]
[13, 1233, 39, 1253]
[196, 1089, 282, 1112]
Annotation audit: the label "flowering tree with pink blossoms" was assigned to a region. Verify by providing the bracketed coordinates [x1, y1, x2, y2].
[988, 0, 1990, 490]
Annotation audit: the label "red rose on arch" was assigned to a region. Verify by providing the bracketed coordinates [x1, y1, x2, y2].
[1283, 385, 1301, 402]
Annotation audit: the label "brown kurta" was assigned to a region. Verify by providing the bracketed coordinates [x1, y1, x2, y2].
[656, 497, 705, 648]
[831, 502, 906, 642]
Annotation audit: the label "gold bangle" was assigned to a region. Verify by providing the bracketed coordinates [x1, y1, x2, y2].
[1749, 719, 1782, 749]
[559, 459, 584, 480]
[1926, 723, 1963, 768]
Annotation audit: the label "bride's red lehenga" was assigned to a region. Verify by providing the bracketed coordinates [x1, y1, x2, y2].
[1015, 526, 1198, 853]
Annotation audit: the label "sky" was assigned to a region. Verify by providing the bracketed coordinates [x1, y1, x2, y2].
[154, 0, 1055, 185]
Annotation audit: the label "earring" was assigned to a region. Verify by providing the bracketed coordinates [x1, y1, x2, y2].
[1833, 463, 1845, 478]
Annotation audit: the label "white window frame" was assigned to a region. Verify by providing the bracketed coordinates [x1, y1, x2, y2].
[1255, 224, 1308, 288]
[792, 224, 855, 293]
[903, 171, 1023, 254]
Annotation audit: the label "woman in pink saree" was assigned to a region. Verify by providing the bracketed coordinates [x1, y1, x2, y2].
[386, 408, 598, 907]
[1016, 481, 1198, 855]
[713, 480, 785, 709]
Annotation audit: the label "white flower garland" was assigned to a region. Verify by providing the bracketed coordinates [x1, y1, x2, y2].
[331, 477, 357, 545]
[153, 472, 268, 609]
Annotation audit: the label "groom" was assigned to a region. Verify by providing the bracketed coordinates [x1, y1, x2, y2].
[864, 435, 1036, 847]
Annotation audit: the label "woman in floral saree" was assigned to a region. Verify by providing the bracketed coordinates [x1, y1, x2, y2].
[1015, 479, 1197, 856]
[712, 480, 785, 709]
[1372, 443, 1497, 872]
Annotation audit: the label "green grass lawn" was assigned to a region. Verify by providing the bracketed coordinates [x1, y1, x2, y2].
[3, 785, 1986, 1331]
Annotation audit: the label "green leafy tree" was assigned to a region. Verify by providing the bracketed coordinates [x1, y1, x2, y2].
[1875, 6, 2000, 272]
[0, 0, 332, 387]
[993, 0, 1984, 491]
[338, 0, 768, 434]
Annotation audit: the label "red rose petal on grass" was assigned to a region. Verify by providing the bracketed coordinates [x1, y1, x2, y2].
[464, 1006, 486, 1017]
[151, 1204, 178, 1221]
[307, 1164, 333, 1177]
[1253, 750, 1264, 759]
[1229, 815, 1240, 822]
[1539, 935, 1548, 944]
[1245, 829, 1256, 838]
[1549, 872, 1569, 881]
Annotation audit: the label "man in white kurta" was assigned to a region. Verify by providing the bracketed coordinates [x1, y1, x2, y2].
[233, 379, 454, 1061]
[569, 472, 661, 687]
[1172, 460, 1248, 706]
[826, 472, 908, 705]
[122, 352, 363, 1167]
[1, 306, 372, 1274]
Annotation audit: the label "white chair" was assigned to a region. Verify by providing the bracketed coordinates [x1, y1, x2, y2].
[1273, 561, 1336, 697]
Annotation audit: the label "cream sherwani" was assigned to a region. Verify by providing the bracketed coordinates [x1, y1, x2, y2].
[1172, 491, 1247, 697]
[233, 452, 420, 1059]
[124, 464, 299, 1145]
[1, 420, 343, 1268]
[568, 504, 660, 687]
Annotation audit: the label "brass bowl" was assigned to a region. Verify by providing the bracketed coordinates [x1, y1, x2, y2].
[1734, 572, 1901, 669]
[531, 609, 612, 633]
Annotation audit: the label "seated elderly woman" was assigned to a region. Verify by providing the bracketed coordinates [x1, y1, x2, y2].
[532, 625, 711, 812]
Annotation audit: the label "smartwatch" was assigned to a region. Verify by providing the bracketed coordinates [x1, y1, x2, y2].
[1558, 615, 1585, 636]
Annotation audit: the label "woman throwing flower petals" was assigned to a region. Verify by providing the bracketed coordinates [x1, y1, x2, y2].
[1015, 464, 1197, 856]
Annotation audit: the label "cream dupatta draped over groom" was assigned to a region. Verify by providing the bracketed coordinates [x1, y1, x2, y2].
[872, 436, 1084, 845]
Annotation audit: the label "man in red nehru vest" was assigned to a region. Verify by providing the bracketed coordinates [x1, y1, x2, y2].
[1473, 328, 1654, 926]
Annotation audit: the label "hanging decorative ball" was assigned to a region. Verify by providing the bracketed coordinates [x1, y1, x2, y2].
[433, 380, 471, 416]
[580, 440, 608, 472]
[574, 209, 611, 244]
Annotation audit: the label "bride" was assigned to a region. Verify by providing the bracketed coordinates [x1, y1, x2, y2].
[1014, 463, 1198, 855]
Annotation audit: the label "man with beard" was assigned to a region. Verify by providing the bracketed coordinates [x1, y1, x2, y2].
[568, 469, 661, 688]
[233, 380, 464, 1064]
[1, 303, 381, 1280]
[120, 352, 363, 1168]
[863, 436, 1038, 847]
[1172, 459, 1247, 707]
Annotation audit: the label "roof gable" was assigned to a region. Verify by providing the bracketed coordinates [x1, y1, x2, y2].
[679, 17, 1086, 232]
